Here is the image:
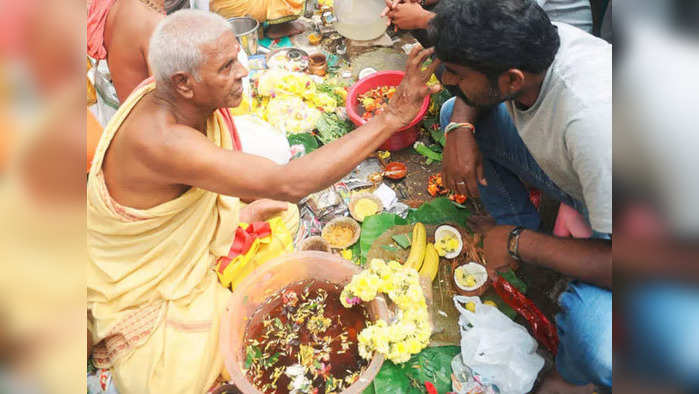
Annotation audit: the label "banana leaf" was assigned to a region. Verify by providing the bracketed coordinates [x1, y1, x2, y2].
[363, 346, 460, 394]
[287, 132, 318, 155]
[359, 213, 408, 263]
[405, 197, 471, 228]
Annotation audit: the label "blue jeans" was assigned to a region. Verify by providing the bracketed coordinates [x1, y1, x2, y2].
[440, 98, 612, 387]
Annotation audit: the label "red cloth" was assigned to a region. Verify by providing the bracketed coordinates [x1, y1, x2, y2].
[87, 0, 117, 60]
[217, 108, 242, 152]
[216, 222, 272, 273]
[493, 276, 559, 355]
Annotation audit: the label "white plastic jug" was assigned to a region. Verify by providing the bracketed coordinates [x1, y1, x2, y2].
[333, 0, 388, 41]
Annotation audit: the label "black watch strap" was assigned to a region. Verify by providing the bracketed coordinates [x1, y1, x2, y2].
[507, 226, 525, 262]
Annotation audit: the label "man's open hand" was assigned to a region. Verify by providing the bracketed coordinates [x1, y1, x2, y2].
[383, 45, 441, 129]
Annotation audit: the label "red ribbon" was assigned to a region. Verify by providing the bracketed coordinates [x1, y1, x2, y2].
[217, 221, 272, 273]
[216, 108, 242, 152]
[492, 275, 559, 355]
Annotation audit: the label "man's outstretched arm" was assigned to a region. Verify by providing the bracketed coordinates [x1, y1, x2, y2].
[143, 47, 441, 203]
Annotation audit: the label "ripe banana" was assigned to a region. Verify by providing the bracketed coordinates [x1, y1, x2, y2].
[419, 243, 439, 282]
[404, 222, 426, 271]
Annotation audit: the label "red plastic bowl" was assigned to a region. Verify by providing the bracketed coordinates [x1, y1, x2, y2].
[346, 70, 430, 151]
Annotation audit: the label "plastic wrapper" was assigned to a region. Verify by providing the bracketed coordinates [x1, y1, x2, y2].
[294, 205, 323, 247]
[386, 201, 410, 218]
[340, 158, 383, 190]
[450, 355, 498, 394]
[289, 144, 306, 160]
[87, 369, 119, 394]
[299, 186, 348, 222]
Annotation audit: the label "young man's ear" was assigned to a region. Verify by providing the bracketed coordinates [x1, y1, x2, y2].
[171, 72, 195, 99]
[500, 69, 525, 96]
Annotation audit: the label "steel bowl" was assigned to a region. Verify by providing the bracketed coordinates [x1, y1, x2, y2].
[227, 17, 260, 56]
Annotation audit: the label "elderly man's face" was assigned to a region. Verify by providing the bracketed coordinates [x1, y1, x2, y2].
[193, 30, 248, 109]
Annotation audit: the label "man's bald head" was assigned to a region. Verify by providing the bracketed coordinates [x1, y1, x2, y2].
[148, 9, 234, 88]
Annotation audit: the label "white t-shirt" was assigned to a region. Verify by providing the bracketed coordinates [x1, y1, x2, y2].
[506, 22, 612, 233]
[536, 0, 593, 34]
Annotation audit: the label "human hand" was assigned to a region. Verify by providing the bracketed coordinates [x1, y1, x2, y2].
[442, 131, 486, 197]
[381, 0, 399, 24]
[383, 45, 441, 129]
[386, 2, 434, 30]
[381, 0, 422, 26]
[239, 199, 288, 223]
[483, 225, 518, 280]
[441, 98, 487, 197]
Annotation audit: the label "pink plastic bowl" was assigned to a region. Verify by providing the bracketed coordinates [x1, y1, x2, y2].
[346, 70, 430, 151]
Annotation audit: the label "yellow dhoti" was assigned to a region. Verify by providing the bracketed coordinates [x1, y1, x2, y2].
[87, 81, 296, 393]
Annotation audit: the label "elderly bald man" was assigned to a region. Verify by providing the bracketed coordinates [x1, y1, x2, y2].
[87, 9, 440, 393]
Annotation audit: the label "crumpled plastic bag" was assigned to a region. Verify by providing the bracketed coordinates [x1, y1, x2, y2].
[453, 296, 544, 394]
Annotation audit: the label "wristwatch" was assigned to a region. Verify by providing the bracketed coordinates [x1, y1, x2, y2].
[507, 226, 525, 262]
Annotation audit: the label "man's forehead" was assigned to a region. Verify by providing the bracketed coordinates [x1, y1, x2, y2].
[200, 30, 239, 57]
[443, 62, 471, 76]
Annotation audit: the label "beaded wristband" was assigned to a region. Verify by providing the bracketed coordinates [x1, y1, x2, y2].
[444, 122, 475, 136]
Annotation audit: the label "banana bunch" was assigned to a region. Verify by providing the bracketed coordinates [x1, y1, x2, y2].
[419, 243, 439, 282]
[404, 223, 426, 270]
[404, 223, 440, 282]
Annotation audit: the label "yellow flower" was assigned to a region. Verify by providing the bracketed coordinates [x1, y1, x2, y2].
[340, 249, 353, 261]
[406, 338, 423, 354]
[369, 259, 387, 273]
[387, 260, 403, 271]
[377, 151, 391, 160]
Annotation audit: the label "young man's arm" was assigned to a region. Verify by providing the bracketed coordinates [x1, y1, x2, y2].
[484, 225, 612, 289]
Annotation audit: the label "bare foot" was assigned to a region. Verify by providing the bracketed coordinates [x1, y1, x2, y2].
[265, 20, 305, 39]
[535, 370, 596, 394]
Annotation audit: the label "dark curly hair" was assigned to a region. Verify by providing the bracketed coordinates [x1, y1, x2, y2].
[428, 0, 560, 80]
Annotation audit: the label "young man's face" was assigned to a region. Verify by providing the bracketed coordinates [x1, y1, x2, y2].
[441, 62, 515, 108]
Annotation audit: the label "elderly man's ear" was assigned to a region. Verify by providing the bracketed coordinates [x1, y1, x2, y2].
[171, 72, 195, 99]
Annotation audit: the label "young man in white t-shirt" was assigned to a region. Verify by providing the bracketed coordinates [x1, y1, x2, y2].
[429, 0, 612, 389]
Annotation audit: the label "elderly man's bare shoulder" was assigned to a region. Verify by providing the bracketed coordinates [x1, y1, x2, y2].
[112, 102, 210, 172]
[102, 97, 215, 208]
